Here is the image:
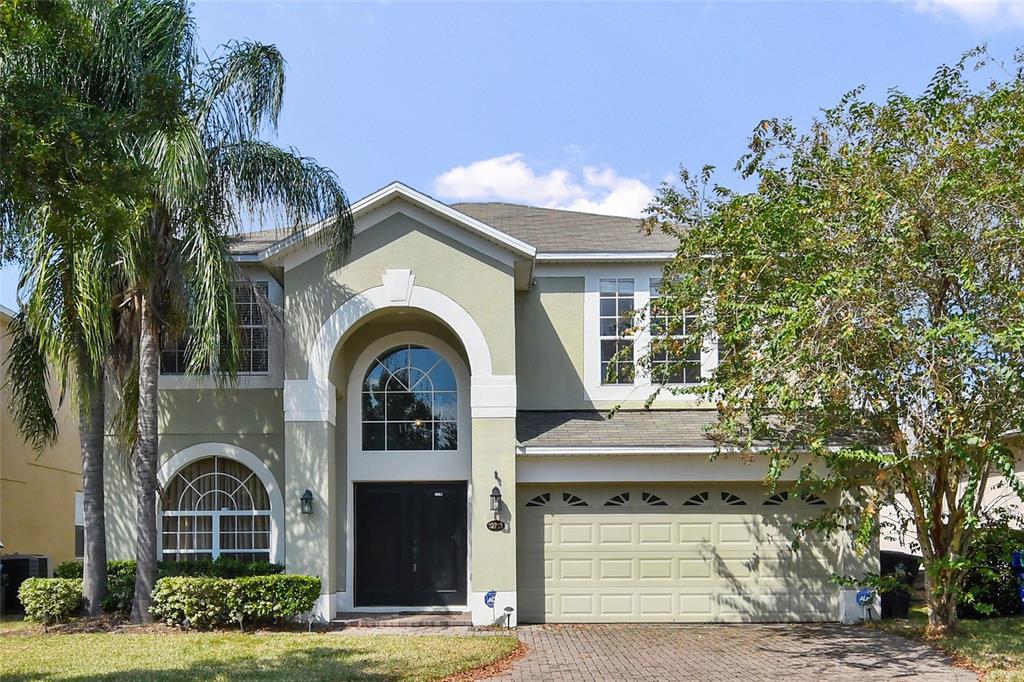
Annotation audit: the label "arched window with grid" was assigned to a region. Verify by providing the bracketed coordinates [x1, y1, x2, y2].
[161, 456, 272, 563]
[361, 344, 458, 451]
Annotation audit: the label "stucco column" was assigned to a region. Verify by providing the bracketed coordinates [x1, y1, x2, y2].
[284, 416, 336, 621]
[470, 375, 518, 626]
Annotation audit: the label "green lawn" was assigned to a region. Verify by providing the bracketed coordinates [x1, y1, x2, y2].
[877, 607, 1024, 681]
[0, 619, 520, 681]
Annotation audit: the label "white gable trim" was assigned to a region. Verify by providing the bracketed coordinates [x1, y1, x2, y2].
[263, 182, 536, 269]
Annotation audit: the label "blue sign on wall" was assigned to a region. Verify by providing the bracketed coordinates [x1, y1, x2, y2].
[855, 588, 874, 606]
[484, 590, 496, 608]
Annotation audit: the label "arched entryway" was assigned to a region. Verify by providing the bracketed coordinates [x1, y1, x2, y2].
[342, 331, 472, 609]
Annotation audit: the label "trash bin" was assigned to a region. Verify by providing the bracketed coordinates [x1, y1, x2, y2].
[880, 550, 920, 619]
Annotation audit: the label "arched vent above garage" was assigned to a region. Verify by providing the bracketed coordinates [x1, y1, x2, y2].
[801, 493, 827, 506]
[641, 492, 668, 507]
[563, 493, 589, 507]
[604, 492, 630, 507]
[683, 491, 709, 507]
[721, 491, 748, 506]
[525, 493, 551, 508]
[763, 491, 789, 506]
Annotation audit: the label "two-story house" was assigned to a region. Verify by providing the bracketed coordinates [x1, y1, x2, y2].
[103, 182, 874, 625]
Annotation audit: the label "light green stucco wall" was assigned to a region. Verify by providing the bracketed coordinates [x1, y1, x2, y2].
[515, 277, 585, 409]
[284, 211, 516, 380]
[470, 417, 517, 593]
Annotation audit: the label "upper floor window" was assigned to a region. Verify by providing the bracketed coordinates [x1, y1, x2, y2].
[234, 282, 269, 374]
[599, 278, 635, 384]
[649, 278, 701, 384]
[361, 345, 458, 451]
[159, 281, 269, 375]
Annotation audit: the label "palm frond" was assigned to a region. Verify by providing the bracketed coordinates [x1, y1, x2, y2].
[197, 41, 285, 146]
[210, 140, 353, 265]
[2, 312, 59, 451]
[141, 114, 207, 210]
[178, 213, 240, 381]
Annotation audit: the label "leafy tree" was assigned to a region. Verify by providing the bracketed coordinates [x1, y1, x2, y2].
[0, 0, 181, 616]
[125, 11, 354, 622]
[641, 48, 1024, 635]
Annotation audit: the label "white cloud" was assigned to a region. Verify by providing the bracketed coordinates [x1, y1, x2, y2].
[912, 0, 1024, 28]
[433, 153, 655, 218]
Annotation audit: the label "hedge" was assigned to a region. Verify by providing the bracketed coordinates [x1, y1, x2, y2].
[51, 558, 284, 615]
[151, 575, 321, 629]
[18, 578, 82, 625]
[53, 557, 283, 580]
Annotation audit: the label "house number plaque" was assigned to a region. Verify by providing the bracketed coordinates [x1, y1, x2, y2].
[486, 519, 506, 532]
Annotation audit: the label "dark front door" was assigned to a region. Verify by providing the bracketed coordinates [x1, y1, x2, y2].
[354, 481, 467, 607]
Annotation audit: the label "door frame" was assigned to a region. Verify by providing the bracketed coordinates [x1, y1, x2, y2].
[353, 481, 469, 608]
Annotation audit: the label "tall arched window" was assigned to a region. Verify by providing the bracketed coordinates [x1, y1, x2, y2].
[361, 344, 458, 451]
[161, 456, 272, 562]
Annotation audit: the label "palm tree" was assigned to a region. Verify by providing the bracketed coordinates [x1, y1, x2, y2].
[128, 22, 354, 622]
[0, 0, 189, 617]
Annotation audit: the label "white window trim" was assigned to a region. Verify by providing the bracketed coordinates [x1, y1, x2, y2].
[74, 491, 85, 559]
[156, 443, 285, 564]
[158, 269, 283, 390]
[576, 265, 718, 403]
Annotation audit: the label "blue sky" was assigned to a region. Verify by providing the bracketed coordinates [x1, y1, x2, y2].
[2, 0, 1022, 309]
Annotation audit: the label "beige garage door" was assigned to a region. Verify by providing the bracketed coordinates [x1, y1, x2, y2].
[517, 484, 841, 623]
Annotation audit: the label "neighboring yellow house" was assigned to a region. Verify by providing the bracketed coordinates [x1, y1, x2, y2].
[0, 304, 83, 575]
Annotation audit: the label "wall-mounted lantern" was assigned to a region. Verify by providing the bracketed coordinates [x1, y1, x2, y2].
[300, 489, 314, 515]
[489, 486, 502, 513]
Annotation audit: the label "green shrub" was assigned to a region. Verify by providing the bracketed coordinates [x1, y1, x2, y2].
[227, 575, 322, 628]
[102, 560, 137, 615]
[151, 575, 320, 629]
[159, 557, 283, 578]
[18, 578, 82, 624]
[53, 561, 83, 579]
[960, 514, 1024, 618]
[150, 577, 232, 629]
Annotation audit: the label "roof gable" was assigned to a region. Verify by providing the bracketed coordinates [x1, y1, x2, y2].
[256, 182, 537, 268]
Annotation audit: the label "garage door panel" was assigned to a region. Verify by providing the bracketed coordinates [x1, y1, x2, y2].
[559, 558, 595, 579]
[599, 593, 635, 616]
[599, 558, 634, 579]
[638, 522, 673, 544]
[678, 558, 713, 578]
[598, 523, 634, 544]
[678, 522, 713, 544]
[638, 558, 674, 580]
[557, 522, 594, 545]
[518, 485, 839, 624]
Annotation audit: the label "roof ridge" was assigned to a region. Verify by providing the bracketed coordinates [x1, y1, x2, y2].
[451, 201, 642, 222]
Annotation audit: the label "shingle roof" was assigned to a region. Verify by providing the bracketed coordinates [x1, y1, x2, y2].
[453, 202, 678, 254]
[517, 410, 718, 452]
[228, 200, 679, 257]
[228, 228, 287, 255]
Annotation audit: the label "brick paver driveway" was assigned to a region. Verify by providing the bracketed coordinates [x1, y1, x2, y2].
[490, 623, 975, 681]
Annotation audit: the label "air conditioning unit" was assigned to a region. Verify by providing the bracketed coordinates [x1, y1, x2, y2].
[0, 554, 49, 615]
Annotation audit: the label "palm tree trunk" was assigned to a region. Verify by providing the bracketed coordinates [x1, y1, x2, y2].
[130, 293, 160, 624]
[80, 362, 107, 617]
